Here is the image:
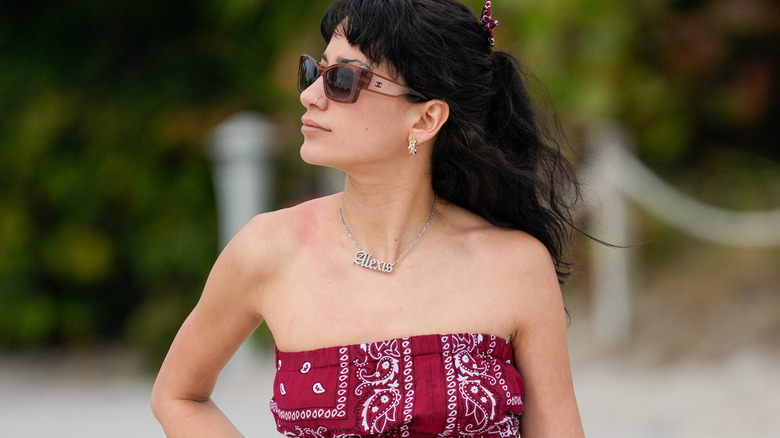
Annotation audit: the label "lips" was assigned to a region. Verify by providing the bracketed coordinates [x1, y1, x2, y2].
[301, 117, 329, 133]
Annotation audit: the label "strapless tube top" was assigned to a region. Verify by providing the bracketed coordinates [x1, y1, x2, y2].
[271, 333, 524, 437]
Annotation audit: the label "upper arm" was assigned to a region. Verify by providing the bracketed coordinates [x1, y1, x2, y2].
[508, 238, 585, 437]
[152, 215, 275, 404]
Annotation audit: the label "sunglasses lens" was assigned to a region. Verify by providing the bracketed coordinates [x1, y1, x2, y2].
[324, 66, 356, 102]
[299, 57, 320, 92]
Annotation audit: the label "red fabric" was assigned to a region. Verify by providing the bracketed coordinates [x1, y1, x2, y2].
[271, 333, 524, 437]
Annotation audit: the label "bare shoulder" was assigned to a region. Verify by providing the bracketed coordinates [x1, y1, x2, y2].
[217, 194, 339, 282]
[484, 226, 560, 311]
[240, 195, 336, 243]
[438, 202, 563, 330]
[442, 202, 558, 287]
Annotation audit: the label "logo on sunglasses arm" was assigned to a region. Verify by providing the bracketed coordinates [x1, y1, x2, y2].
[375, 81, 383, 88]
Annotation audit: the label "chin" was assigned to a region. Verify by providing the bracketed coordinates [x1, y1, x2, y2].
[300, 142, 338, 168]
[299, 140, 381, 172]
[299, 142, 321, 165]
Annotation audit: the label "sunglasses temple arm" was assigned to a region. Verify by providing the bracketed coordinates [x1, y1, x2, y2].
[361, 72, 425, 99]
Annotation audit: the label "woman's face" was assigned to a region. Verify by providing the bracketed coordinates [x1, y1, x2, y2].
[299, 33, 420, 175]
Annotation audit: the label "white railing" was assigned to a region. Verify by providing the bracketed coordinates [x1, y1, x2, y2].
[585, 124, 780, 345]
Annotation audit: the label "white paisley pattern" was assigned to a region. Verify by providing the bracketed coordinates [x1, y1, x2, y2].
[353, 338, 412, 434]
[271, 333, 523, 437]
[271, 347, 351, 424]
[455, 339, 498, 434]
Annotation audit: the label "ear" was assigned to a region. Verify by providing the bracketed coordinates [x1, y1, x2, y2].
[409, 99, 449, 144]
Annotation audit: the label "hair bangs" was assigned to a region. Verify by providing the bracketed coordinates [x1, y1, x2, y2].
[320, 0, 413, 72]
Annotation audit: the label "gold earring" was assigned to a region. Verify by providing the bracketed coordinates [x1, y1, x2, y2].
[408, 139, 418, 155]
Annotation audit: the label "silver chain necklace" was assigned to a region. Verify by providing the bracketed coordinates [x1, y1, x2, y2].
[339, 194, 438, 274]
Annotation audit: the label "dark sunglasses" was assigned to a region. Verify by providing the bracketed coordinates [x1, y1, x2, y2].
[298, 54, 426, 103]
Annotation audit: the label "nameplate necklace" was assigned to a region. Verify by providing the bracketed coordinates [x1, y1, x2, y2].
[338, 194, 437, 274]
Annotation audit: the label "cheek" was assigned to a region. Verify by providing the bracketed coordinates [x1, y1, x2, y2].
[351, 105, 408, 144]
[351, 122, 401, 151]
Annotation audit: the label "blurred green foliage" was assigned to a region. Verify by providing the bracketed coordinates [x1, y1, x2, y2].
[506, 0, 779, 209]
[0, 0, 332, 360]
[0, 0, 777, 362]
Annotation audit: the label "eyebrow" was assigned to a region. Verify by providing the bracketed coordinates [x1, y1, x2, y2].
[322, 52, 371, 70]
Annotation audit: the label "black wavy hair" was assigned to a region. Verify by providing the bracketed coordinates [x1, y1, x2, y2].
[321, 0, 581, 284]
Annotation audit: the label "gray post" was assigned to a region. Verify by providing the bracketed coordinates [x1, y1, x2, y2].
[588, 124, 634, 346]
[207, 112, 276, 376]
[208, 112, 276, 250]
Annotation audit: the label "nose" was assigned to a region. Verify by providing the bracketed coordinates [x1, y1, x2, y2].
[300, 76, 326, 109]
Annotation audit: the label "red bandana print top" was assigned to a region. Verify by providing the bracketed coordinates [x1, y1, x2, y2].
[271, 333, 524, 437]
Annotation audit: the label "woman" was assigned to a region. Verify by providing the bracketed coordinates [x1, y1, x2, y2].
[152, 0, 586, 436]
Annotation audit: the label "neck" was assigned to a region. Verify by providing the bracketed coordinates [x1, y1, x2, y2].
[338, 178, 438, 263]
